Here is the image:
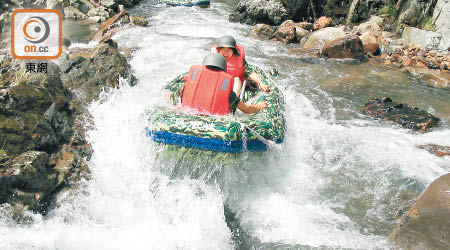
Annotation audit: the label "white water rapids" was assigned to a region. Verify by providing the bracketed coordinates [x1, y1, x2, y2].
[1, 1, 449, 249]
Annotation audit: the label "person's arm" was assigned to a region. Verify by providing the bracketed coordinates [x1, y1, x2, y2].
[244, 60, 270, 92]
[237, 101, 268, 114]
[249, 72, 270, 92]
[165, 72, 188, 104]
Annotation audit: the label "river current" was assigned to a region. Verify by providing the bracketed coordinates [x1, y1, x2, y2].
[1, 1, 449, 249]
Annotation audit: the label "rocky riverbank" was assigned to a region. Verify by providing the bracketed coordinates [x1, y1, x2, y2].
[242, 0, 449, 89]
[0, 7, 143, 220]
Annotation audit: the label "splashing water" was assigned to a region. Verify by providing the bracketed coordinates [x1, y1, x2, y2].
[1, 1, 449, 249]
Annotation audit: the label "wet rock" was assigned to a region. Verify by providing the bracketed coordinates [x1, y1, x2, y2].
[295, 22, 313, 31]
[417, 144, 450, 157]
[362, 97, 440, 132]
[51, 144, 90, 186]
[249, 23, 275, 40]
[380, 43, 450, 71]
[0, 58, 72, 156]
[0, 36, 135, 217]
[0, 151, 57, 213]
[273, 20, 296, 43]
[229, 0, 308, 26]
[60, 39, 136, 106]
[288, 48, 320, 58]
[62, 37, 72, 48]
[130, 15, 148, 27]
[88, 6, 115, 22]
[313, 16, 332, 31]
[320, 34, 365, 59]
[359, 32, 380, 55]
[0, 1, 139, 219]
[354, 21, 381, 37]
[389, 173, 450, 250]
[295, 26, 310, 42]
[303, 27, 346, 49]
[403, 67, 450, 89]
[249, 20, 311, 43]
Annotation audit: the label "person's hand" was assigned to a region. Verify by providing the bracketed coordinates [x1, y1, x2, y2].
[258, 81, 270, 92]
[256, 101, 268, 109]
[180, 75, 187, 82]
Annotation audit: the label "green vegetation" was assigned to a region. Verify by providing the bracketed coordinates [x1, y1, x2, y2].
[0, 149, 8, 159]
[378, 4, 397, 19]
[420, 17, 436, 31]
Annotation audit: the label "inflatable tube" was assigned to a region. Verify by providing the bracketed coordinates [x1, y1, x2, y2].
[145, 64, 285, 153]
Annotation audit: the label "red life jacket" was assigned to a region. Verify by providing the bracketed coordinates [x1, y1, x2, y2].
[210, 44, 246, 83]
[181, 65, 234, 115]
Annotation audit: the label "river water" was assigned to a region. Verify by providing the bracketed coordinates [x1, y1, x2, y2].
[1, 1, 450, 249]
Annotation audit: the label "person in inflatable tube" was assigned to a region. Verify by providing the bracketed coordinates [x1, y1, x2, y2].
[211, 35, 270, 94]
[181, 53, 267, 115]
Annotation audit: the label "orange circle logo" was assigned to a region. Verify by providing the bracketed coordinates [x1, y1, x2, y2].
[23, 16, 50, 44]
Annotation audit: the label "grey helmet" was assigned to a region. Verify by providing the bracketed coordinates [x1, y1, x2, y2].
[202, 53, 227, 72]
[217, 35, 236, 49]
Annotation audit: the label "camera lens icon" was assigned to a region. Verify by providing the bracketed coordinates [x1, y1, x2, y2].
[23, 16, 50, 44]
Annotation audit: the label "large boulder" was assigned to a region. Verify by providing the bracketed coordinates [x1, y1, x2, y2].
[0, 151, 57, 213]
[320, 34, 365, 59]
[389, 173, 450, 250]
[59, 39, 136, 106]
[362, 97, 440, 132]
[249, 23, 275, 40]
[0, 56, 91, 217]
[359, 32, 380, 55]
[229, 0, 308, 26]
[272, 20, 296, 43]
[313, 16, 332, 31]
[303, 27, 347, 49]
[295, 26, 310, 42]
[432, 0, 450, 51]
[402, 27, 444, 50]
[397, 0, 428, 28]
[354, 20, 381, 37]
[0, 58, 72, 156]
